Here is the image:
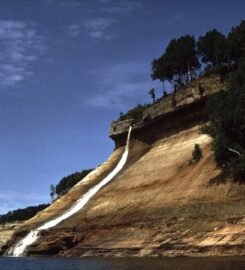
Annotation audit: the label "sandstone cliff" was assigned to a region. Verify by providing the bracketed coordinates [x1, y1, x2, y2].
[0, 223, 22, 252]
[2, 75, 245, 257]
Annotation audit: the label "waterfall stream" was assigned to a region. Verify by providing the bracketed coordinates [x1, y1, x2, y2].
[7, 126, 132, 257]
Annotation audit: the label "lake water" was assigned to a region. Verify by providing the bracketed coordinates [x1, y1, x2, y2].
[0, 257, 244, 270]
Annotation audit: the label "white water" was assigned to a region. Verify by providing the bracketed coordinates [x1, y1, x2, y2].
[7, 126, 132, 257]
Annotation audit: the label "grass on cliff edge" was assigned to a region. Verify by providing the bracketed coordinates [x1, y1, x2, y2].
[118, 104, 150, 123]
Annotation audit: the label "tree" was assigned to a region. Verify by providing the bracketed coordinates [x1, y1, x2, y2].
[148, 88, 156, 103]
[0, 204, 50, 224]
[151, 55, 173, 89]
[151, 35, 200, 88]
[227, 20, 245, 64]
[151, 57, 164, 83]
[52, 169, 93, 198]
[50, 184, 56, 201]
[172, 35, 200, 84]
[197, 29, 227, 67]
[202, 58, 245, 182]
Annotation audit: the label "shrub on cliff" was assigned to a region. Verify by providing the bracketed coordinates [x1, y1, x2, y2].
[118, 104, 149, 123]
[192, 144, 203, 163]
[202, 58, 245, 182]
[189, 144, 202, 165]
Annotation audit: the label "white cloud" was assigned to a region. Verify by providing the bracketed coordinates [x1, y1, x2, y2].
[67, 24, 81, 37]
[60, 0, 82, 8]
[84, 17, 116, 40]
[102, 1, 143, 14]
[66, 1, 143, 40]
[98, 0, 112, 3]
[86, 61, 160, 110]
[0, 20, 46, 88]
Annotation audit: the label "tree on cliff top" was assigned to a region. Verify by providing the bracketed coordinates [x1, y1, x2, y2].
[151, 35, 200, 88]
[151, 20, 245, 92]
[197, 29, 227, 67]
[151, 54, 173, 90]
[148, 88, 156, 103]
[227, 20, 245, 63]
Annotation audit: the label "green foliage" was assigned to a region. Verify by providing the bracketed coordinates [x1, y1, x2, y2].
[151, 56, 166, 82]
[151, 54, 174, 88]
[190, 144, 203, 164]
[227, 20, 245, 63]
[151, 35, 200, 88]
[0, 204, 50, 224]
[173, 35, 200, 82]
[148, 88, 156, 103]
[118, 104, 149, 123]
[52, 169, 93, 198]
[202, 58, 245, 182]
[50, 184, 56, 201]
[151, 20, 244, 90]
[197, 29, 227, 66]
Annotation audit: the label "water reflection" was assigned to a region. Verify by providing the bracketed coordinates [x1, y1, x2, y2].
[0, 257, 244, 270]
[107, 257, 245, 270]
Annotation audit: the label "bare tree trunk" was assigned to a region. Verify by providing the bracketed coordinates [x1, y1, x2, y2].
[188, 66, 191, 83]
[228, 147, 241, 156]
[162, 80, 165, 91]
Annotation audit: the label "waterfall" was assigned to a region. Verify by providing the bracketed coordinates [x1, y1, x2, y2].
[6, 126, 132, 257]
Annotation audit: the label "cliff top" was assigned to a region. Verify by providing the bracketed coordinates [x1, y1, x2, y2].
[109, 75, 225, 140]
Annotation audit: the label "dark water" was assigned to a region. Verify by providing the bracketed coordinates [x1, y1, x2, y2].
[0, 257, 244, 270]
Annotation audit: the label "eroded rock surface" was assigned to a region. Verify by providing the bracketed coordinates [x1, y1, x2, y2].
[4, 126, 245, 257]
[4, 75, 245, 257]
[0, 223, 22, 254]
[110, 75, 225, 141]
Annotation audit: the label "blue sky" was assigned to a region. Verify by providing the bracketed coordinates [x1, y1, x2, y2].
[0, 0, 244, 214]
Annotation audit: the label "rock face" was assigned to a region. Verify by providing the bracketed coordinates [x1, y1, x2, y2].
[0, 223, 22, 255]
[110, 75, 225, 147]
[3, 75, 245, 257]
